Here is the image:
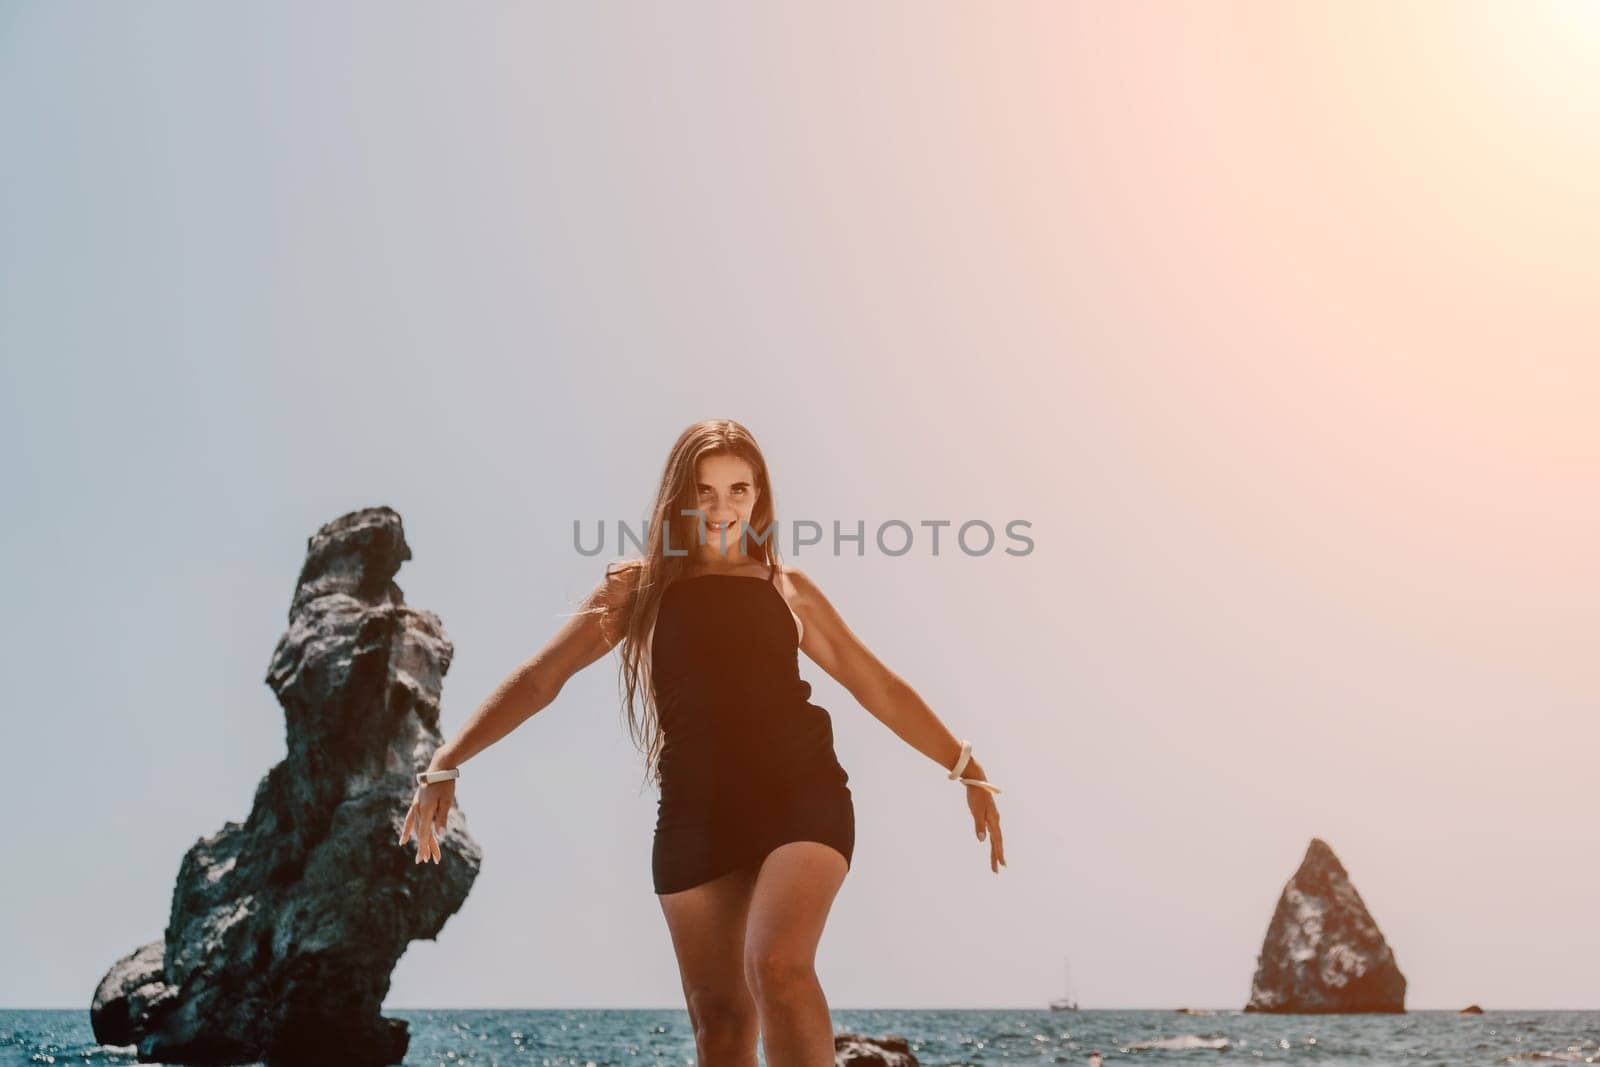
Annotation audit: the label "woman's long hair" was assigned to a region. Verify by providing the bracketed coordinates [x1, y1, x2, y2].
[585, 419, 783, 793]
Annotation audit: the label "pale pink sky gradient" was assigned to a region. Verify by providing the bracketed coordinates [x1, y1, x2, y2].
[1, 2, 1594, 1009]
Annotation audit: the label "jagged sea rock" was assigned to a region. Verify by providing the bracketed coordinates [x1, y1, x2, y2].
[89, 506, 481, 1066]
[90, 941, 171, 1048]
[835, 1032, 919, 1066]
[1459, 1003, 1484, 1014]
[1244, 837, 1406, 1013]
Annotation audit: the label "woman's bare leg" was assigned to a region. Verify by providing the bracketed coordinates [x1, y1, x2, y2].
[742, 841, 850, 1067]
[657, 863, 762, 1066]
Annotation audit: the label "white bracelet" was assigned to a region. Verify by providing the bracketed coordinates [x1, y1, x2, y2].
[417, 768, 460, 785]
[948, 739, 1003, 796]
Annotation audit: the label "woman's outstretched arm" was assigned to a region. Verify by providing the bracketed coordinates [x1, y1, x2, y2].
[782, 565, 1007, 872]
[783, 566, 986, 779]
[400, 566, 634, 863]
[430, 565, 635, 772]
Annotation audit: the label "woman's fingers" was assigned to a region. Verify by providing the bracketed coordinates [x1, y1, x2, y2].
[978, 801, 1004, 873]
[965, 792, 1006, 873]
[416, 809, 435, 864]
[428, 787, 454, 862]
[399, 784, 454, 864]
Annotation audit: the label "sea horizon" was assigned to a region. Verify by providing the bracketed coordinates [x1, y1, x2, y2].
[7, 1006, 1597, 1066]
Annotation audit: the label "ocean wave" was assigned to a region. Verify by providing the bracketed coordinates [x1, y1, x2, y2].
[1121, 1033, 1231, 1051]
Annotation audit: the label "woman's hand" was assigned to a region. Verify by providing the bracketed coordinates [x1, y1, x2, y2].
[969, 784, 1006, 874]
[399, 779, 455, 864]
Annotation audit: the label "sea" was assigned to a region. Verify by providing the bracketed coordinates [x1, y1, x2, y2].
[3, 1008, 1596, 1066]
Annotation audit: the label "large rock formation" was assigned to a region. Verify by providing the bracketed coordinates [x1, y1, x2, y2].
[1244, 838, 1405, 1013]
[91, 507, 481, 1065]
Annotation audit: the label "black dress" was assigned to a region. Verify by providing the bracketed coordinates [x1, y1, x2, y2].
[650, 563, 855, 895]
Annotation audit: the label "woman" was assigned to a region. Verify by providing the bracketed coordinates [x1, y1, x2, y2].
[399, 419, 1006, 1066]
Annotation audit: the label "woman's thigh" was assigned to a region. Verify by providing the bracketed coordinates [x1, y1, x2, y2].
[743, 841, 849, 986]
[657, 863, 762, 1017]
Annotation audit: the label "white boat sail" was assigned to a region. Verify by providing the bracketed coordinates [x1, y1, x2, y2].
[1048, 954, 1079, 1011]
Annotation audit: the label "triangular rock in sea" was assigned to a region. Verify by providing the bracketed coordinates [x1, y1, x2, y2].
[1244, 837, 1406, 1013]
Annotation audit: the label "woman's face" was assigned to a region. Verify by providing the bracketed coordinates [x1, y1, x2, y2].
[690, 453, 760, 559]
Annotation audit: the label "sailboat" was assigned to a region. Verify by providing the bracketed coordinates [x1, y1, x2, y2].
[1048, 954, 1079, 1011]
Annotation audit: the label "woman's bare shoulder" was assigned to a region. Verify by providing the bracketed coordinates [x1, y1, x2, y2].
[599, 557, 647, 602]
[773, 562, 823, 604]
[603, 556, 647, 580]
